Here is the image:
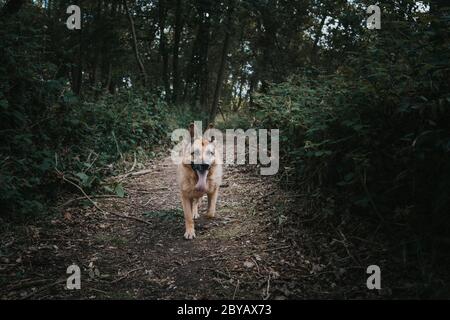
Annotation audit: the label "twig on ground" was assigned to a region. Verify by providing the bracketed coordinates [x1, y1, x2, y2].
[111, 267, 146, 284]
[257, 190, 276, 200]
[57, 194, 125, 208]
[39, 238, 91, 242]
[263, 274, 271, 300]
[88, 287, 109, 295]
[332, 226, 362, 268]
[232, 279, 240, 299]
[7, 278, 50, 291]
[115, 169, 154, 182]
[55, 156, 152, 226]
[20, 279, 65, 300]
[261, 245, 291, 252]
[144, 197, 157, 206]
[128, 187, 169, 194]
[251, 257, 261, 275]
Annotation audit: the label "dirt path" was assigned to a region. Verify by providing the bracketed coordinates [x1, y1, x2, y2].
[1, 156, 385, 299]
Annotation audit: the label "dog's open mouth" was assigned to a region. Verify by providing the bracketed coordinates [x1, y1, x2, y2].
[191, 163, 211, 192]
[194, 170, 208, 192]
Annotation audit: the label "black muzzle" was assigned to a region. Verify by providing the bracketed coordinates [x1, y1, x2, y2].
[191, 163, 210, 173]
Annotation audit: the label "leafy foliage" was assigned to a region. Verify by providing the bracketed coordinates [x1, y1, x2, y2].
[254, 6, 450, 246]
[0, 8, 169, 216]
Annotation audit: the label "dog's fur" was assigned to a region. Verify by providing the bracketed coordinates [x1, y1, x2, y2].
[177, 124, 222, 239]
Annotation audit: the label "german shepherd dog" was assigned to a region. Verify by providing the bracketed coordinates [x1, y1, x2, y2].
[177, 123, 223, 239]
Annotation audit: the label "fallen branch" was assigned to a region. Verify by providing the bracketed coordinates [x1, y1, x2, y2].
[115, 169, 153, 182]
[257, 190, 276, 200]
[111, 267, 146, 284]
[232, 279, 240, 299]
[261, 245, 291, 252]
[332, 226, 362, 268]
[263, 274, 271, 300]
[55, 157, 152, 226]
[20, 279, 66, 300]
[57, 194, 125, 208]
[128, 187, 169, 193]
[7, 278, 50, 291]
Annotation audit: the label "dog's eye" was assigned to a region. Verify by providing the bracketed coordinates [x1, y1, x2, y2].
[208, 150, 215, 156]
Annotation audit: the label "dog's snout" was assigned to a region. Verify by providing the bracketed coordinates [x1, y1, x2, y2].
[191, 163, 211, 172]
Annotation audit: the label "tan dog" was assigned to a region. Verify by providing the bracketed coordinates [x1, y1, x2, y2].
[177, 124, 222, 239]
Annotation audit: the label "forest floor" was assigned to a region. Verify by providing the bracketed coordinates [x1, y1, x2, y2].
[0, 154, 444, 299]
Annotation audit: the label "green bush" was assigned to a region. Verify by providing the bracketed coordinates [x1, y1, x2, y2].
[0, 9, 169, 217]
[0, 88, 169, 217]
[254, 16, 450, 241]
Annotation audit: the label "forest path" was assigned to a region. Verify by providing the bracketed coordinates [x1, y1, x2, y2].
[1, 155, 376, 299]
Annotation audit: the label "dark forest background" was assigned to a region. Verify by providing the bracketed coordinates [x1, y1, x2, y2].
[1, 0, 450, 297]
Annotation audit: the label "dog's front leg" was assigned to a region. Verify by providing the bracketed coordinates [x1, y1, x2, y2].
[181, 195, 196, 239]
[192, 198, 200, 219]
[206, 187, 219, 218]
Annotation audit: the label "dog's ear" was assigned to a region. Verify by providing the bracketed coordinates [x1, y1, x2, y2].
[207, 123, 215, 142]
[188, 123, 195, 139]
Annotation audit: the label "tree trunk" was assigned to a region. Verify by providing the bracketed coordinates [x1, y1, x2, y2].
[91, 0, 103, 87]
[172, 0, 183, 104]
[104, 62, 112, 93]
[235, 72, 244, 111]
[159, 0, 170, 101]
[197, 0, 211, 113]
[71, 27, 83, 95]
[182, 24, 201, 104]
[209, 2, 234, 123]
[124, 0, 147, 87]
[248, 72, 258, 109]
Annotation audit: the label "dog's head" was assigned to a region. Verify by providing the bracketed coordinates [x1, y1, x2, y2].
[182, 123, 218, 192]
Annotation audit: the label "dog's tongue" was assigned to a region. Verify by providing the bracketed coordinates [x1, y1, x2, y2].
[195, 170, 208, 192]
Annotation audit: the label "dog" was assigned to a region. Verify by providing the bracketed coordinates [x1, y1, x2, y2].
[177, 123, 223, 239]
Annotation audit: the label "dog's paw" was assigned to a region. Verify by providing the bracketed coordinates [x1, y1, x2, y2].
[206, 212, 215, 219]
[184, 229, 196, 240]
[193, 212, 200, 219]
